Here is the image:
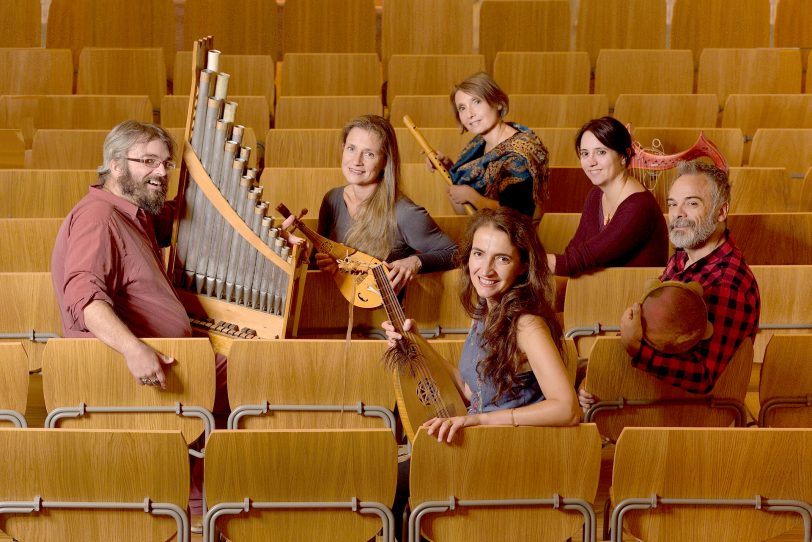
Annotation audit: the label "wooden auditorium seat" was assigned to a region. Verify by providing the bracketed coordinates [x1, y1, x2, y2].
[631, 127, 745, 167]
[583, 337, 753, 442]
[274, 95, 382, 129]
[381, 0, 472, 67]
[609, 427, 812, 542]
[0, 272, 62, 372]
[493, 52, 591, 95]
[161, 95, 269, 148]
[612, 94, 719, 128]
[400, 163, 469, 215]
[388, 96, 456, 129]
[0, 48, 72, 95]
[278, 53, 381, 97]
[0, 428, 190, 541]
[173, 51, 275, 107]
[225, 339, 396, 430]
[395, 127, 469, 165]
[0, 342, 28, 427]
[532, 127, 580, 167]
[409, 424, 602, 542]
[0, 0, 40, 48]
[386, 54, 485, 105]
[757, 334, 812, 427]
[725, 213, 812, 265]
[509, 94, 609, 128]
[42, 338, 216, 448]
[802, 167, 812, 211]
[182, 0, 278, 59]
[264, 128, 343, 167]
[1, 95, 153, 148]
[537, 212, 581, 254]
[775, 0, 812, 52]
[203, 428, 397, 542]
[697, 48, 803, 109]
[671, 0, 771, 65]
[45, 0, 175, 80]
[594, 49, 695, 110]
[0, 129, 25, 169]
[76, 48, 167, 113]
[722, 94, 812, 143]
[0, 169, 96, 218]
[728, 167, 800, 213]
[400, 268, 473, 336]
[260, 167, 344, 215]
[749, 128, 812, 176]
[281, 0, 376, 55]
[478, 0, 570, 72]
[0, 218, 61, 272]
[27, 129, 108, 169]
[576, 0, 667, 68]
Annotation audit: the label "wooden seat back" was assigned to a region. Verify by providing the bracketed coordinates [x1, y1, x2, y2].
[1, 95, 153, 148]
[173, 51, 275, 107]
[493, 52, 590, 95]
[274, 95, 382, 129]
[281, 0, 376, 55]
[510, 94, 608, 128]
[697, 48, 802, 108]
[77, 48, 166, 112]
[774, 0, 812, 49]
[389, 95, 457, 129]
[261, 168, 344, 215]
[612, 427, 812, 541]
[0, 342, 28, 427]
[722, 94, 812, 143]
[802, 167, 812, 211]
[613, 94, 718, 128]
[584, 337, 753, 441]
[0, 272, 62, 372]
[537, 212, 581, 254]
[400, 164, 468, 215]
[0, 0, 40, 47]
[182, 0, 277, 58]
[395, 127, 469, 164]
[532, 127, 580, 167]
[204, 428, 396, 541]
[479, 0, 569, 71]
[727, 213, 812, 265]
[226, 339, 396, 429]
[264, 128, 342, 167]
[0, 218, 62, 272]
[0, 427, 188, 542]
[576, 0, 666, 67]
[410, 424, 601, 541]
[595, 50, 694, 108]
[381, 0, 472, 66]
[386, 54, 485, 104]
[758, 334, 812, 427]
[42, 338, 215, 444]
[28, 129, 108, 169]
[749, 128, 812, 177]
[0, 128, 24, 168]
[0, 48, 73, 95]
[672, 0, 770, 65]
[728, 167, 798, 213]
[279, 53, 381, 97]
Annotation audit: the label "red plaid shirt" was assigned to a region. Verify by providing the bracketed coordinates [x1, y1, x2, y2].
[631, 233, 760, 393]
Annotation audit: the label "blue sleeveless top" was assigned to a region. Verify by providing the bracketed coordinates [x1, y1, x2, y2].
[458, 319, 545, 414]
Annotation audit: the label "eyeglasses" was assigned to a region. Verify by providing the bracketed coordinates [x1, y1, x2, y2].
[126, 157, 176, 171]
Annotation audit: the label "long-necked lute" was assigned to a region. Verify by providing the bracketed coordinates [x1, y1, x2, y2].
[402, 114, 475, 216]
[276, 203, 383, 309]
[372, 264, 466, 441]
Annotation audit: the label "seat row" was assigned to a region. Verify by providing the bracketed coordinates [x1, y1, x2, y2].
[6, 0, 811, 69]
[4, 47, 812, 107]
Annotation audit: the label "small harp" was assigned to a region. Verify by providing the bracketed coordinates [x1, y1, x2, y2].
[276, 203, 383, 309]
[629, 131, 729, 191]
[402, 114, 475, 216]
[169, 37, 307, 348]
[372, 264, 466, 441]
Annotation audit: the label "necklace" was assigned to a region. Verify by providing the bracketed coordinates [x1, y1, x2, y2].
[602, 176, 629, 226]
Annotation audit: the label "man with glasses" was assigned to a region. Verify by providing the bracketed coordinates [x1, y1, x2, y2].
[51, 120, 187, 388]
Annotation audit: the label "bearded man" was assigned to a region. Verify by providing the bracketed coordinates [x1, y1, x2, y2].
[51, 120, 190, 388]
[579, 160, 760, 405]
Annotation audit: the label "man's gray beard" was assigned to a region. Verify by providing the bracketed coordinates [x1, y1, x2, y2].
[118, 166, 167, 215]
[669, 211, 718, 249]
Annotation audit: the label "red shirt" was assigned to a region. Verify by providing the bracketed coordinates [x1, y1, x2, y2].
[631, 233, 760, 393]
[51, 185, 192, 339]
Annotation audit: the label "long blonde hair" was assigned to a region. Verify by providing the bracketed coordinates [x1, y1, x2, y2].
[342, 115, 401, 259]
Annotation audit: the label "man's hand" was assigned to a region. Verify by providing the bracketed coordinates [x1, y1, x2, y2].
[123, 341, 175, 390]
[620, 303, 644, 356]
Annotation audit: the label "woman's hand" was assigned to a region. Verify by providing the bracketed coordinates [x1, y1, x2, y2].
[447, 184, 479, 206]
[577, 386, 597, 414]
[425, 151, 452, 172]
[382, 318, 414, 347]
[384, 256, 422, 293]
[424, 414, 479, 443]
[315, 252, 338, 276]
